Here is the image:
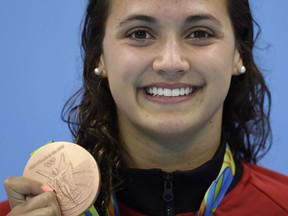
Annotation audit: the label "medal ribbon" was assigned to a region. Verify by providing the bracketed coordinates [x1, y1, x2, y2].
[197, 144, 235, 216]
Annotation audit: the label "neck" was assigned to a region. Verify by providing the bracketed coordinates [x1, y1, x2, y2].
[119, 120, 222, 172]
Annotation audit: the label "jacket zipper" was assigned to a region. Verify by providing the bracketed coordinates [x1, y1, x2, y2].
[163, 173, 175, 216]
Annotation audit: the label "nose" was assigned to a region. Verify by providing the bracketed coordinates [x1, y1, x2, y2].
[153, 37, 189, 75]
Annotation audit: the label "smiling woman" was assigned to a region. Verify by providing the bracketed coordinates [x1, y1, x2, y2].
[2, 0, 288, 216]
[100, 0, 239, 171]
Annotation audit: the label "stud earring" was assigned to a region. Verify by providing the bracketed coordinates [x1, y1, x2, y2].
[239, 66, 246, 74]
[94, 68, 102, 76]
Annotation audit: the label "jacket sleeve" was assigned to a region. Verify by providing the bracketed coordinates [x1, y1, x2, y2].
[0, 200, 10, 216]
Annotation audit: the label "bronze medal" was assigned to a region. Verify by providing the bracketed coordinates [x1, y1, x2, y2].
[23, 141, 100, 216]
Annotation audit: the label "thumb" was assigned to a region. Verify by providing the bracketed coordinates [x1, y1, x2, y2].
[4, 176, 52, 208]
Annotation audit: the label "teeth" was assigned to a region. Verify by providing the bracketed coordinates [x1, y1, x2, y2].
[146, 87, 194, 97]
[172, 89, 179, 97]
[164, 88, 172, 96]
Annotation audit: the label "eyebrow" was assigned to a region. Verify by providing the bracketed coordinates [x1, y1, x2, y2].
[118, 14, 223, 27]
[118, 15, 157, 27]
[185, 14, 223, 27]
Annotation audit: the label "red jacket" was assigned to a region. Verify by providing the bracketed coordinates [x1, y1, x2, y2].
[1, 163, 287, 215]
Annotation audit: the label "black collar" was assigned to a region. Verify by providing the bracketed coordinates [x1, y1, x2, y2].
[114, 142, 242, 215]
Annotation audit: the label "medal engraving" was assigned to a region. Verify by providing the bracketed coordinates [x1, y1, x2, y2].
[23, 141, 100, 216]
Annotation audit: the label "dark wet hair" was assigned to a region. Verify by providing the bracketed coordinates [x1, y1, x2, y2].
[224, 0, 271, 162]
[62, 0, 271, 214]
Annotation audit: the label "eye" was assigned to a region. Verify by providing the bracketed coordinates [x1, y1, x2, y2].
[191, 30, 211, 39]
[185, 28, 216, 46]
[186, 29, 213, 40]
[128, 29, 153, 40]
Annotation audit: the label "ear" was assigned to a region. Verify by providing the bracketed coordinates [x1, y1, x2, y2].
[98, 54, 108, 77]
[232, 47, 244, 76]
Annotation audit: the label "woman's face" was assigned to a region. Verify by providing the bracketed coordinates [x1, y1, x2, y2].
[100, 0, 242, 141]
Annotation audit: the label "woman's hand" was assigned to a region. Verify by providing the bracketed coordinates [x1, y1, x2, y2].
[4, 176, 62, 216]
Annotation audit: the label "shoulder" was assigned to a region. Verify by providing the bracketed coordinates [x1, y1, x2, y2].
[241, 162, 288, 206]
[216, 162, 288, 215]
[243, 162, 288, 190]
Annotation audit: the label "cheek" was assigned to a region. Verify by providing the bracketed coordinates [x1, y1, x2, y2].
[104, 44, 151, 82]
[102, 42, 152, 106]
[196, 45, 236, 80]
[194, 47, 235, 102]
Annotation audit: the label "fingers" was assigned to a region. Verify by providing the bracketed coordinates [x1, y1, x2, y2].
[7, 191, 61, 216]
[4, 176, 44, 208]
[4, 176, 61, 215]
[8, 208, 56, 216]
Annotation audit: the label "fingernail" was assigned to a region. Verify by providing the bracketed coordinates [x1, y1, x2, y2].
[41, 185, 54, 192]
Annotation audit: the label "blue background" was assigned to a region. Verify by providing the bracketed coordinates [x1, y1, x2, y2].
[0, 1, 287, 201]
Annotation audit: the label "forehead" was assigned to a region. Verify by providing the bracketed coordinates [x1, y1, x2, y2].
[108, 0, 229, 23]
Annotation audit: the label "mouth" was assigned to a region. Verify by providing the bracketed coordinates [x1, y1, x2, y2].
[145, 87, 196, 97]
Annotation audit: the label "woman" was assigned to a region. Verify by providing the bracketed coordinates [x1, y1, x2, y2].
[3, 0, 288, 215]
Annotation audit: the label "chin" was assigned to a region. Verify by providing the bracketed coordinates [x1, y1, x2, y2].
[148, 124, 195, 140]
